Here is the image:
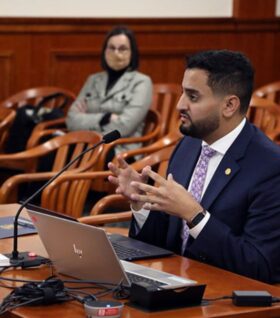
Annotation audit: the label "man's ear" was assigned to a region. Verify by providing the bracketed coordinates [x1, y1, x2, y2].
[222, 95, 240, 118]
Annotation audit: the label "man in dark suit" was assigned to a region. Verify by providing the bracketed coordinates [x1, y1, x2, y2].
[108, 50, 280, 283]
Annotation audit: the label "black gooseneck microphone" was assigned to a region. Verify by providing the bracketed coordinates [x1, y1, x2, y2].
[8, 129, 121, 267]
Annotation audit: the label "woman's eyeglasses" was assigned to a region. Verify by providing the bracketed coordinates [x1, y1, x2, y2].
[106, 45, 130, 54]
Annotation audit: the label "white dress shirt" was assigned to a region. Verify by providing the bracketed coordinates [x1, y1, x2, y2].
[132, 118, 246, 239]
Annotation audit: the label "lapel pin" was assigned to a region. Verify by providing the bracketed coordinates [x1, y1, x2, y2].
[225, 168, 231, 175]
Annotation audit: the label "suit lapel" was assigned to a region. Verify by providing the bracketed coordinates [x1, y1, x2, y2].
[171, 138, 202, 188]
[201, 120, 254, 209]
[201, 156, 240, 209]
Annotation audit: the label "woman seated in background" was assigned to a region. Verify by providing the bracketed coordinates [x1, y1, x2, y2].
[66, 25, 153, 160]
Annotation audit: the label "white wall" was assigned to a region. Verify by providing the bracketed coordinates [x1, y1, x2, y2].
[277, 0, 280, 16]
[0, 0, 233, 17]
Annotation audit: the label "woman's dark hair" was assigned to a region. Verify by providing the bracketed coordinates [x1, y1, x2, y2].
[101, 26, 139, 71]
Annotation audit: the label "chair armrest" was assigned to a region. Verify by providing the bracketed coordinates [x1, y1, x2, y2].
[79, 212, 132, 226]
[0, 141, 59, 171]
[26, 128, 66, 149]
[90, 194, 129, 216]
[40, 171, 113, 207]
[0, 171, 66, 204]
[27, 117, 67, 149]
[117, 130, 182, 162]
[268, 129, 280, 143]
[95, 121, 162, 171]
[0, 108, 16, 129]
[0, 168, 103, 204]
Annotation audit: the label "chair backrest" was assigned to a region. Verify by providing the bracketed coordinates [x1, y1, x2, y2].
[140, 108, 162, 146]
[0, 107, 16, 152]
[253, 81, 280, 104]
[247, 96, 280, 134]
[0, 130, 103, 205]
[47, 131, 103, 173]
[0, 86, 76, 115]
[120, 129, 182, 162]
[151, 83, 182, 137]
[0, 130, 103, 172]
[41, 131, 102, 213]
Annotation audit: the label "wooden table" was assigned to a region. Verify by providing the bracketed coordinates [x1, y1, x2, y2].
[1, 204, 280, 318]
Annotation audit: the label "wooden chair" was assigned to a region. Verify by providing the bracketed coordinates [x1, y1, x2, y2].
[40, 144, 176, 218]
[0, 86, 76, 150]
[0, 131, 102, 204]
[253, 81, 280, 104]
[0, 107, 16, 153]
[151, 83, 181, 137]
[247, 96, 280, 138]
[119, 123, 182, 163]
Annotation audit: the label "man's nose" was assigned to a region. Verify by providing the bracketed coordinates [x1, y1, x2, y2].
[176, 94, 188, 110]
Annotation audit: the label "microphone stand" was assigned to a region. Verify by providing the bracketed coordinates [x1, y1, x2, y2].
[8, 130, 121, 267]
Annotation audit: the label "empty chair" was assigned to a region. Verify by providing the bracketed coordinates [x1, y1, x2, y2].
[0, 130, 102, 204]
[247, 96, 280, 138]
[253, 81, 280, 104]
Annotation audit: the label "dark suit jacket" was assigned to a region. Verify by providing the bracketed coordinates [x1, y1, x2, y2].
[130, 121, 280, 283]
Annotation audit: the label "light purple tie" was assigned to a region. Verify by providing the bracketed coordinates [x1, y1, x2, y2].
[181, 145, 216, 254]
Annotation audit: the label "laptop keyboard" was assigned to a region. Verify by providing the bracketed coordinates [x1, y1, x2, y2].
[111, 241, 150, 260]
[126, 272, 167, 288]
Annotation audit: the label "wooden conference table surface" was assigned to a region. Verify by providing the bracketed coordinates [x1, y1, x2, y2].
[1, 204, 280, 318]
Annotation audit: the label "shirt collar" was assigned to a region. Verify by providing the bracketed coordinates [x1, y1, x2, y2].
[202, 118, 246, 155]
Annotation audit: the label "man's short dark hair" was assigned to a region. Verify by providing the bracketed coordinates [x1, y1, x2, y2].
[101, 26, 139, 71]
[187, 50, 254, 114]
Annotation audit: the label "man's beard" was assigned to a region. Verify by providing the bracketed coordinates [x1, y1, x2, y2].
[179, 111, 220, 140]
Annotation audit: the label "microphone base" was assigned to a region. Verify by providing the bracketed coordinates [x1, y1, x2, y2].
[5, 252, 49, 268]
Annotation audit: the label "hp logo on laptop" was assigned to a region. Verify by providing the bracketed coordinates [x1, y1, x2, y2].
[73, 244, 83, 258]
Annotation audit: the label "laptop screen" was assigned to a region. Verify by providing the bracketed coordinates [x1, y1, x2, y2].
[25, 203, 77, 222]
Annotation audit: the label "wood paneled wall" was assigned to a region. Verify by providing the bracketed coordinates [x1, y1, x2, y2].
[0, 16, 279, 100]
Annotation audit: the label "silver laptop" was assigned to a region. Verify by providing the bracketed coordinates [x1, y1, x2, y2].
[27, 208, 197, 289]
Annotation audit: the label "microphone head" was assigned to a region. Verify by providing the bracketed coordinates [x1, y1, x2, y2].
[102, 130, 121, 144]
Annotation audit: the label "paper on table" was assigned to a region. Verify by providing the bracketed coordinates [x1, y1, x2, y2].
[0, 216, 37, 239]
[0, 254, 10, 266]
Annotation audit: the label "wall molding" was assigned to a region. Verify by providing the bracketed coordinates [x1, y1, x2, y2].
[0, 17, 279, 33]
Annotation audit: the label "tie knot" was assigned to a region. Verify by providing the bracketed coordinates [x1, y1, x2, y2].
[201, 145, 216, 158]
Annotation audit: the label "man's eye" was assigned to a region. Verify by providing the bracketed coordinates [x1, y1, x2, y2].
[189, 94, 198, 101]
